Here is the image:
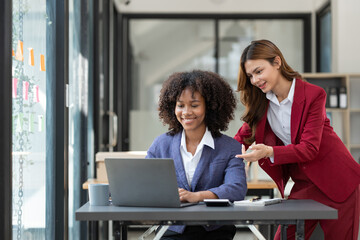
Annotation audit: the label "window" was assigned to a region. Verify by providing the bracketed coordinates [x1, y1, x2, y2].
[317, 3, 332, 72]
[12, 1, 68, 239]
[117, 14, 311, 151]
[128, 19, 216, 150]
[12, 0, 47, 238]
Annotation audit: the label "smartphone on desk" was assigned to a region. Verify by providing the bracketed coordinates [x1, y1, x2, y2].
[204, 199, 231, 207]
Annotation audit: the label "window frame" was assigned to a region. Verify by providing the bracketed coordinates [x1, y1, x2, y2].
[0, 0, 13, 239]
[45, 0, 68, 239]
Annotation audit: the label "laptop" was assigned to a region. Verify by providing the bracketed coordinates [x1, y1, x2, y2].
[105, 158, 197, 208]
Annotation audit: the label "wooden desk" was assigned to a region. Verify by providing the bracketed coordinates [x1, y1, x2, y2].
[247, 180, 277, 198]
[247, 180, 277, 189]
[83, 179, 277, 194]
[82, 178, 104, 190]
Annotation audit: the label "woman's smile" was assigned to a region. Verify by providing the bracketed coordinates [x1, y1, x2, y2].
[257, 81, 267, 89]
[175, 88, 206, 134]
[182, 117, 196, 124]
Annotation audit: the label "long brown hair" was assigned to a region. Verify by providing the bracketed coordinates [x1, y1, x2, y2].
[237, 39, 302, 144]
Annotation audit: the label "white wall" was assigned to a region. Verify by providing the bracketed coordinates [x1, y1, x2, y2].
[314, 0, 329, 9]
[332, 0, 360, 73]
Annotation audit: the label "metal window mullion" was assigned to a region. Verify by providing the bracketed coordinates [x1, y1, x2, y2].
[0, 0, 13, 239]
[45, 0, 66, 239]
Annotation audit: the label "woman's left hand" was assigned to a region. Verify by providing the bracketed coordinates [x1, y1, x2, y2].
[236, 144, 273, 162]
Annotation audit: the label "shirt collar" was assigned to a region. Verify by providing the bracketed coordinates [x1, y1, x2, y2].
[180, 127, 215, 150]
[266, 78, 296, 104]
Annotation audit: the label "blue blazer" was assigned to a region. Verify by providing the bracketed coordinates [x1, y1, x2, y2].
[146, 132, 247, 233]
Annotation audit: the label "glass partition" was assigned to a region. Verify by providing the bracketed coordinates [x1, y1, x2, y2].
[127, 17, 305, 151]
[218, 19, 304, 83]
[12, 0, 47, 239]
[218, 19, 304, 137]
[128, 19, 216, 150]
[317, 5, 332, 72]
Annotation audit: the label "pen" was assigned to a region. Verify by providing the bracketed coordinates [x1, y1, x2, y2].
[250, 196, 261, 202]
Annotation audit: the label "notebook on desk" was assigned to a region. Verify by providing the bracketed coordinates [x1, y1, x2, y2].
[105, 158, 197, 208]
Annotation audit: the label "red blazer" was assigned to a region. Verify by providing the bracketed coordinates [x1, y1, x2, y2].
[235, 79, 360, 202]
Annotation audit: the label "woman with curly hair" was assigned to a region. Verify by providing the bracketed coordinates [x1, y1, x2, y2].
[235, 39, 360, 239]
[146, 70, 247, 240]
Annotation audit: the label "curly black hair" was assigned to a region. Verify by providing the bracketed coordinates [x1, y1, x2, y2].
[158, 70, 237, 138]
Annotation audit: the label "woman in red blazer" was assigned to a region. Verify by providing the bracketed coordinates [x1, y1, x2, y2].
[234, 39, 360, 240]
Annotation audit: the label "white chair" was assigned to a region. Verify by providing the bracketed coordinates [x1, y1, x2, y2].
[138, 225, 169, 240]
[139, 225, 266, 240]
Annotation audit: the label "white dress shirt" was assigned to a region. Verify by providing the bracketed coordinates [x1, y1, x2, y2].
[180, 127, 215, 186]
[266, 78, 296, 162]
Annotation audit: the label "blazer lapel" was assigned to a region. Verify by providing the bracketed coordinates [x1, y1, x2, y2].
[190, 146, 212, 192]
[171, 133, 191, 190]
[291, 79, 305, 144]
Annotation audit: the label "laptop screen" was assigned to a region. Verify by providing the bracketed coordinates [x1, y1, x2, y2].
[105, 158, 189, 207]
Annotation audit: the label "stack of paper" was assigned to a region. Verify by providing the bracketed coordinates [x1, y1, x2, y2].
[234, 198, 283, 206]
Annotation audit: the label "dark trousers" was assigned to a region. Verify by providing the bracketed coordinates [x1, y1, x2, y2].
[160, 225, 236, 240]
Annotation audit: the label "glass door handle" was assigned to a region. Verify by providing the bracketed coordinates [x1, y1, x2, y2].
[107, 111, 118, 148]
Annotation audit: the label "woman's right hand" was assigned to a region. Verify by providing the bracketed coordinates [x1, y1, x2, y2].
[178, 188, 217, 203]
[236, 144, 273, 162]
